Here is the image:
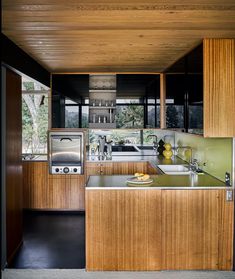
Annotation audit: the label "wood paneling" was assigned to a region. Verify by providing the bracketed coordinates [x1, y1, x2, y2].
[2, 1, 235, 72]
[23, 161, 85, 210]
[86, 189, 233, 271]
[86, 190, 162, 271]
[160, 73, 166, 129]
[162, 190, 233, 270]
[218, 190, 234, 270]
[5, 68, 23, 263]
[204, 38, 235, 137]
[86, 161, 148, 177]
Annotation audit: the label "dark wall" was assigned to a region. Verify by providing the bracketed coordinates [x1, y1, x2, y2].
[1, 33, 50, 87]
[5, 68, 23, 264]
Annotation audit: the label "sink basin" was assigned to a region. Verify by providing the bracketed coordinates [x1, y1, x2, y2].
[158, 165, 192, 175]
[137, 145, 154, 150]
[112, 145, 139, 152]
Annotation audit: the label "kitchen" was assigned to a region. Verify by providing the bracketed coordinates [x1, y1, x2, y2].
[1, 1, 235, 279]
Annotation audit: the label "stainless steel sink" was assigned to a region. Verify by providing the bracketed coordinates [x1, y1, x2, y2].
[112, 145, 139, 152]
[157, 164, 192, 175]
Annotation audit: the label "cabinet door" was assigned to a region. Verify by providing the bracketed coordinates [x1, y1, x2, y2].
[86, 189, 162, 271]
[68, 176, 85, 210]
[100, 163, 113, 175]
[23, 161, 49, 209]
[128, 162, 147, 174]
[86, 162, 102, 176]
[147, 162, 160, 174]
[204, 38, 235, 137]
[162, 190, 233, 270]
[112, 162, 130, 175]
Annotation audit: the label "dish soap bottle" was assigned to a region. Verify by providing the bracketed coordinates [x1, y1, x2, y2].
[163, 143, 173, 159]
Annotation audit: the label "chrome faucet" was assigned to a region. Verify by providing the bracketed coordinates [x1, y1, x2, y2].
[176, 146, 199, 172]
[147, 135, 158, 151]
[176, 146, 193, 162]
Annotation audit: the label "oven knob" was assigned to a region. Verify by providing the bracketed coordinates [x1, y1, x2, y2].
[63, 167, 69, 174]
[73, 168, 77, 173]
[55, 168, 60, 173]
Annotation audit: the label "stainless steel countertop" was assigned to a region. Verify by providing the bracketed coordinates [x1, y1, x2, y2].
[86, 174, 228, 190]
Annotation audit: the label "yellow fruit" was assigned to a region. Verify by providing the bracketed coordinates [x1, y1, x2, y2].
[134, 173, 144, 177]
[137, 174, 150, 181]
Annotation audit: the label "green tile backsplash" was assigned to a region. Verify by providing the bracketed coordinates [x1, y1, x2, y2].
[175, 132, 233, 182]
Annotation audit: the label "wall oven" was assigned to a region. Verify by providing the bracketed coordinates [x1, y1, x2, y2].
[48, 131, 84, 174]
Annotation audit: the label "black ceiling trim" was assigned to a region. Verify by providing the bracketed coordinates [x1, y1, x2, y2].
[1, 33, 50, 87]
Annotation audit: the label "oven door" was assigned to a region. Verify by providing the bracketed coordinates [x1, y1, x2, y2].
[49, 132, 84, 174]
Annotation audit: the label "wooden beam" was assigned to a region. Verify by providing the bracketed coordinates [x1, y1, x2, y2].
[160, 73, 166, 129]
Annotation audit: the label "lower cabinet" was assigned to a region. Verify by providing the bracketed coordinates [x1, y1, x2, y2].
[86, 189, 234, 271]
[86, 161, 152, 177]
[161, 190, 233, 270]
[23, 162, 85, 210]
[86, 189, 162, 271]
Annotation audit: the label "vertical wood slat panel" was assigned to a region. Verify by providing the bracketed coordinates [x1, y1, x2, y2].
[218, 190, 234, 270]
[23, 161, 85, 210]
[160, 73, 166, 129]
[204, 38, 235, 137]
[86, 189, 162, 271]
[162, 190, 233, 270]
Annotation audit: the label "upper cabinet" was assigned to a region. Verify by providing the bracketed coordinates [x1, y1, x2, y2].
[165, 44, 203, 135]
[51, 74, 160, 129]
[166, 39, 235, 138]
[204, 39, 235, 138]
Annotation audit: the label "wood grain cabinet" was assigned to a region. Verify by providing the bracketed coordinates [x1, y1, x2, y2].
[86, 161, 148, 177]
[166, 38, 235, 137]
[204, 39, 235, 137]
[23, 161, 85, 210]
[161, 190, 233, 270]
[86, 189, 162, 271]
[86, 189, 234, 271]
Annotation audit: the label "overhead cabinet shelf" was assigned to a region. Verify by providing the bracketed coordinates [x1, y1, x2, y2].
[88, 74, 117, 129]
[89, 89, 116, 93]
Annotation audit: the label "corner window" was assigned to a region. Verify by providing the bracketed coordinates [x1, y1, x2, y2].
[22, 77, 49, 154]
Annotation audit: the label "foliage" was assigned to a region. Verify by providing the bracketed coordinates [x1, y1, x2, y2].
[116, 105, 144, 128]
[22, 81, 48, 154]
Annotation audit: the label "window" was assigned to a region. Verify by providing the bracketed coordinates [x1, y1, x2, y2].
[116, 98, 144, 128]
[65, 106, 79, 128]
[64, 98, 89, 128]
[166, 105, 184, 128]
[22, 77, 49, 154]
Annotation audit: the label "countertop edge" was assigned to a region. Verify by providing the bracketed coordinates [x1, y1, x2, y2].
[85, 186, 230, 190]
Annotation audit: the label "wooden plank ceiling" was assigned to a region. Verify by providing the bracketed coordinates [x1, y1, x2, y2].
[2, 0, 235, 73]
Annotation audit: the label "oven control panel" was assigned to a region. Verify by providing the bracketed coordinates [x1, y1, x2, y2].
[51, 166, 82, 174]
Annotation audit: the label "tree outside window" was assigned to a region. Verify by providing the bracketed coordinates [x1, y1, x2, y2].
[22, 78, 49, 154]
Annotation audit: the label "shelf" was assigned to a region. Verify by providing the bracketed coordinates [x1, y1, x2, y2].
[89, 89, 116, 93]
[89, 123, 116, 129]
[89, 106, 116, 109]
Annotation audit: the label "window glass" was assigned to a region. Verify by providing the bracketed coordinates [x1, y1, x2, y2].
[116, 105, 144, 128]
[166, 105, 184, 128]
[147, 106, 160, 128]
[82, 106, 89, 128]
[22, 77, 49, 154]
[188, 105, 203, 134]
[65, 106, 79, 128]
[116, 98, 143, 104]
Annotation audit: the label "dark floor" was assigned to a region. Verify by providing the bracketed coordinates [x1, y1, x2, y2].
[9, 210, 85, 269]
